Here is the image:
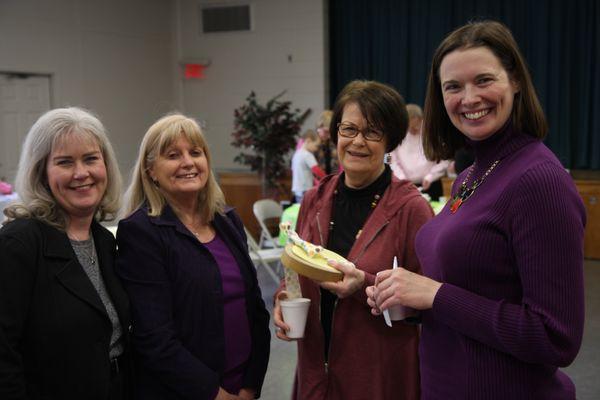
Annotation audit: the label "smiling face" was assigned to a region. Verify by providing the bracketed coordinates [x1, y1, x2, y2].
[148, 136, 208, 204]
[337, 102, 387, 188]
[439, 46, 519, 141]
[46, 133, 107, 220]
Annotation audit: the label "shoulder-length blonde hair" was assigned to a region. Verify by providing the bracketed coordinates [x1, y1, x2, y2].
[123, 113, 225, 222]
[4, 107, 122, 228]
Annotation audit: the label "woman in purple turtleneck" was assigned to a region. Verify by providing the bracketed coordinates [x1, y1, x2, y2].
[367, 21, 585, 399]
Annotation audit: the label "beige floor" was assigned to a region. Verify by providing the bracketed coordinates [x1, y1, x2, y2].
[563, 259, 600, 399]
[255, 260, 600, 400]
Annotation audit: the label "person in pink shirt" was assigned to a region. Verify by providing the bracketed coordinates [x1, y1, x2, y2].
[389, 104, 449, 200]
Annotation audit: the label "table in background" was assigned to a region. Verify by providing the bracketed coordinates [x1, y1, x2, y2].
[442, 176, 600, 260]
[277, 203, 300, 246]
[429, 199, 447, 215]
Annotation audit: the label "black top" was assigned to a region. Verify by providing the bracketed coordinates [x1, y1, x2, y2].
[320, 165, 392, 359]
[0, 218, 131, 400]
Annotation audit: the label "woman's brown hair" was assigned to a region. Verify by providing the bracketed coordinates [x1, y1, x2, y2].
[330, 80, 408, 153]
[422, 20, 548, 160]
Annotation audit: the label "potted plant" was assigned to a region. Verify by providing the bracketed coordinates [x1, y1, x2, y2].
[231, 91, 311, 193]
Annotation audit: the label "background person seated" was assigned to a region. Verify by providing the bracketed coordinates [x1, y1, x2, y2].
[389, 104, 449, 200]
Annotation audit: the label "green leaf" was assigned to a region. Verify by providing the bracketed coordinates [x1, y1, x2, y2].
[231, 91, 312, 187]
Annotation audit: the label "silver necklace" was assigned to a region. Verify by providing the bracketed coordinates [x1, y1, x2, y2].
[183, 220, 200, 237]
[70, 231, 97, 265]
[182, 214, 205, 239]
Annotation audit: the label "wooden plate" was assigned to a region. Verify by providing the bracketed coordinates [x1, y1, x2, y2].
[281, 244, 344, 282]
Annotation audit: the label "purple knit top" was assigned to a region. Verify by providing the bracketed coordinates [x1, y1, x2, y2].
[204, 233, 251, 395]
[415, 122, 586, 399]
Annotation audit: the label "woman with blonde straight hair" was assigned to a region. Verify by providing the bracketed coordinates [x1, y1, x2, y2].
[116, 113, 270, 400]
[123, 114, 225, 221]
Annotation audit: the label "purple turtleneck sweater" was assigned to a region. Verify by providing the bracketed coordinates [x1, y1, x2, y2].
[415, 122, 586, 399]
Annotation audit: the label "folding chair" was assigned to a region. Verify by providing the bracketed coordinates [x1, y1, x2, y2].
[244, 226, 282, 284]
[253, 199, 283, 249]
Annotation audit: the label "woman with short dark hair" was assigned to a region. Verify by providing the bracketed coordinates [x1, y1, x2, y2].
[274, 80, 433, 400]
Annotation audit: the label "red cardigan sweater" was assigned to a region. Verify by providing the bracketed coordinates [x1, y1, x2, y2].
[290, 173, 433, 400]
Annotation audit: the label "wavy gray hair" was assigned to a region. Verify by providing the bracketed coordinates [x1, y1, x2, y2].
[3, 107, 121, 229]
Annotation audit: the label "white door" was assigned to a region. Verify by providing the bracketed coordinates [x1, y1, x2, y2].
[0, 74, 51, 182]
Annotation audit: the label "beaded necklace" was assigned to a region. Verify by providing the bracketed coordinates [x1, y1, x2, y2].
[328, 165, 392, 244]
[450, 159, 500, 214]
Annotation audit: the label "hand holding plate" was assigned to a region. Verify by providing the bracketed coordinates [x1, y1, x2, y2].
[320, 259, 365, 298]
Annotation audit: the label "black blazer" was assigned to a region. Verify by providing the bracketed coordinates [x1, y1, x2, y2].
[116, 206, 270, 400]
[0, 218, 131, 400]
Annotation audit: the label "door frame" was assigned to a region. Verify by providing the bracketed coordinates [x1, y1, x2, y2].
[0, 70, 54, 107]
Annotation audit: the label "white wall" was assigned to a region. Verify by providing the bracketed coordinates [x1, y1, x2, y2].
[0, 0, 178, 177]
[176, 0, 328, 171]
[0, 0, 329, 175]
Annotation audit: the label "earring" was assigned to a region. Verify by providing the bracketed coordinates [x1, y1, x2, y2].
[152, 179, 160, 188]
[384, 153, 392, 164]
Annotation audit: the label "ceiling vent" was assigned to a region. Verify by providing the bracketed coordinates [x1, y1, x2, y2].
[200, 4, 251, 33]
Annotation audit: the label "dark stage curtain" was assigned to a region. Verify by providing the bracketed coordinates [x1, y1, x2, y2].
[329, 0, 600, 169]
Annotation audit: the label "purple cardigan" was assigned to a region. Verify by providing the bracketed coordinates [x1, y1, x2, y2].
[416, 123, 586, 399]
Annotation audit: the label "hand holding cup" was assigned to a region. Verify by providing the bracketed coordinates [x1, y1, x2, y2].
[273, 291, 293, 341]
[274, 291, 311, 340]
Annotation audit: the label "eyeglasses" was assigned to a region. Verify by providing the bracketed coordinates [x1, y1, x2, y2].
[337, 122, 384, 142]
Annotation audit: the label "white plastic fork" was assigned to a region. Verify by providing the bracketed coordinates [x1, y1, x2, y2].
[382, 256, 398, 327]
